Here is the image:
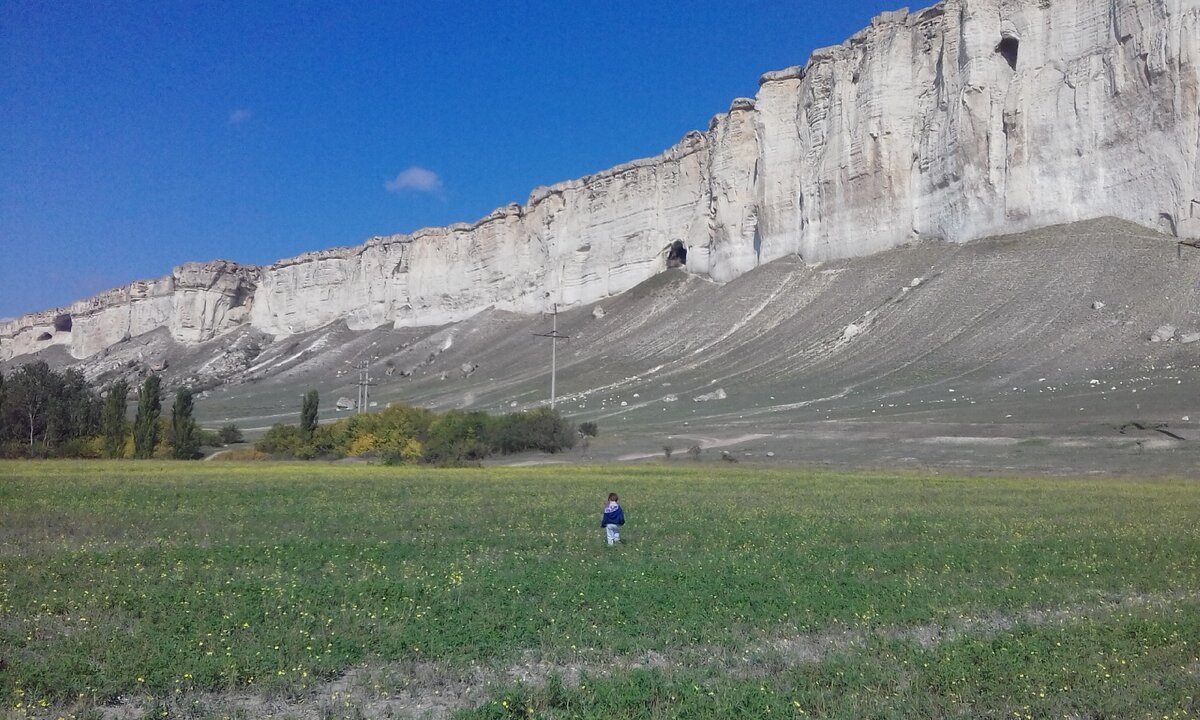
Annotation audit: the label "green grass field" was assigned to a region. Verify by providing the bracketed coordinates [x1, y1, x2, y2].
[1, 461, 1198, 719]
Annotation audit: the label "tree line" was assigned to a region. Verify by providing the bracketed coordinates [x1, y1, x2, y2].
[0, 361, 216, 459]
[0, 363, 595, 464]
[255, 390, 594, 465]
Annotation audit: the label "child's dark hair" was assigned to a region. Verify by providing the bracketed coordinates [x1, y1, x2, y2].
[608, 492, 618, 502]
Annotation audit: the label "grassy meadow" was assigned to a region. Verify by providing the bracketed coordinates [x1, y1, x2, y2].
[1, 461, 1198, 719]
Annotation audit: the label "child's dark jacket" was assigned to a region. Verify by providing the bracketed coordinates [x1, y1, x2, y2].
[601, 504, 625, 527]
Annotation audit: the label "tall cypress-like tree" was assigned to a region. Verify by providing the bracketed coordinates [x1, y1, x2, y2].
[132, 375, 162, 459]
[301, 389, 319, 440]
[170, 387, 200, 460]
[101, 379, 130, 458]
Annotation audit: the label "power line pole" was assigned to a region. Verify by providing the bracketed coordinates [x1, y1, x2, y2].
[355, 360, 374, 414]
[533, 303, 570, 409]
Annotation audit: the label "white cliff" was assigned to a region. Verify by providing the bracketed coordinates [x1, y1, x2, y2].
[3, 0, 1197, 362]
[0, 261, 256, 361]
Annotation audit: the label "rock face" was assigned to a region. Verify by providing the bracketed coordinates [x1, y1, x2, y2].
[1, 261, 256, 361]
[3, 0, 1198, 363]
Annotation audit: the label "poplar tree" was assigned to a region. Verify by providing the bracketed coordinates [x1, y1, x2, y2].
[170, 387, 199, 460]
[301, 389, 319, 440]
[101, 379, 130, 458]
[132, 375, 161, 459]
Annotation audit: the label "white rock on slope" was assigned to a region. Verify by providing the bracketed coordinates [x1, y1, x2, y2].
[2, 0, 1197, 362]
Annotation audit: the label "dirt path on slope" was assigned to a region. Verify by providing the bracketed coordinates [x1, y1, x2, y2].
[616, 433, 771, 461]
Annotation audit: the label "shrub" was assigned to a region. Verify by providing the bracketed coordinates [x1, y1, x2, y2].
[381, 438, 425, 466]
[348, 432, 379, 457]
[423, 437, 490, 466]
[197, 429, 222, 447]
[218, 423, 244, 444]
[425, 410, 492, 461]
[53, 437, 101, 459]
[256, 424, 310, 457]
[578, 421, 599, 437]
[491, 408, 576, 454]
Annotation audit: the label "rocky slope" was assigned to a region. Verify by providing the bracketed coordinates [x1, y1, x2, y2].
[47, 218, 1196, 474]
[3, 0, 1197, 363]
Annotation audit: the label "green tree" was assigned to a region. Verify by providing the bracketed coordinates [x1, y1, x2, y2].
[101, 379, 130, 458]
[132, 375, 162, 459]
[301, 389, 319, 440]
[490, 408, 577, 455]
[170, 387, 200, 460]
[5, 361, 57, 447]
[49, 368, 99, 444]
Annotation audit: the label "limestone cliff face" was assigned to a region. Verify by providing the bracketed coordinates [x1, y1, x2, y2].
[0, 262, 256, 361]
[750, 0, 1200, 271]
[3, 0, 1197, 362]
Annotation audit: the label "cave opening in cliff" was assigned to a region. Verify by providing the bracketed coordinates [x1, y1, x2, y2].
[997, 36, 1019, 71]
[53, 313, 72, 332]
[667, 240, 687, 268]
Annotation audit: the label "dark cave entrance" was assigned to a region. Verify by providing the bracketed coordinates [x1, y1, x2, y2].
[53, 313, 72, 332]
[997, 36, 1019, 71]
[666, 240, 687, 268]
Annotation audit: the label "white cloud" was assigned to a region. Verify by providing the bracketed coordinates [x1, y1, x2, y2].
[228, 108, 253, 125]
[385, 166, 444, 195]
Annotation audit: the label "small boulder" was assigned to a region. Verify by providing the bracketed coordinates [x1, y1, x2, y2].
[693, 388, 728, 403]
[1092, 301, 1105, 310]
[335, 396, 355, 411]
[1151, 325, 1177, 342]
[842, 323, 862, 341]
[592, 306, 606, 319]
[1181, 333, 1200, 344]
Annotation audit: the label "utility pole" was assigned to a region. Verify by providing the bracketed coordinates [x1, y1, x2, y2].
[355, 360, 374, 414]
[533, 303, 570, 409]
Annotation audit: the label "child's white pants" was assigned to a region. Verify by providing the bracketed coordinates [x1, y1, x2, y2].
[605, 523, 621, 545]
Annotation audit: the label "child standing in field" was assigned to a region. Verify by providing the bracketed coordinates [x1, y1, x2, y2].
[601, 492, 625, 546]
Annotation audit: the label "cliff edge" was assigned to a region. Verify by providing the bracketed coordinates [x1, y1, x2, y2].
[3, 0, 1197, 362]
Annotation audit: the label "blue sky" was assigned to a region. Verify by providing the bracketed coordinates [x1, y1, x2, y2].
[0, 0, 904, 319]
